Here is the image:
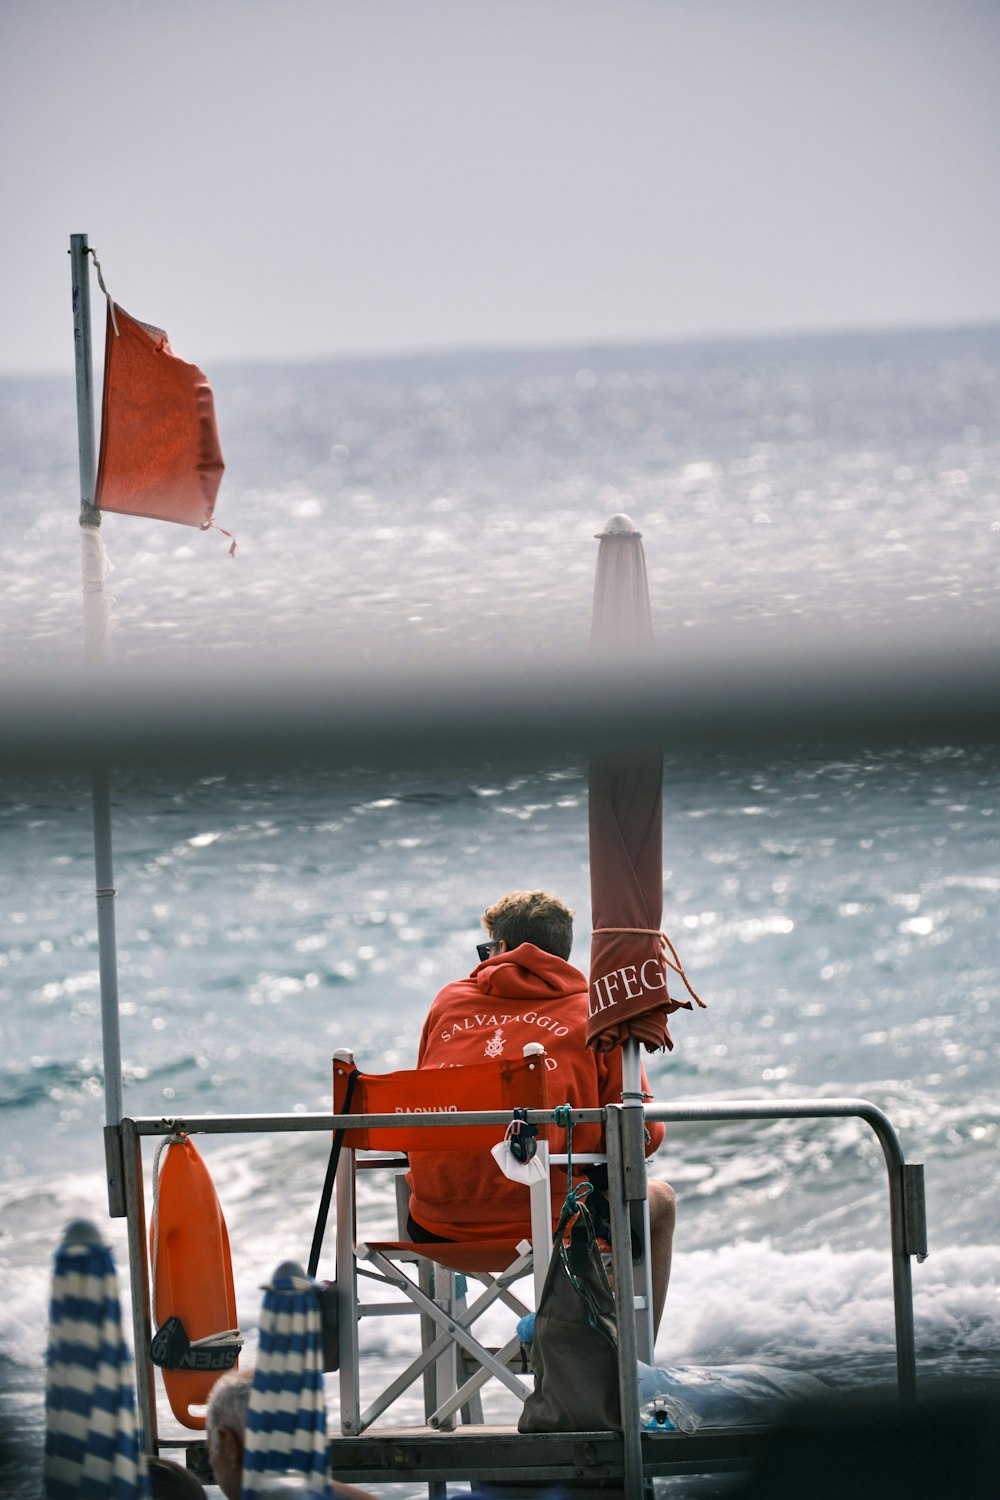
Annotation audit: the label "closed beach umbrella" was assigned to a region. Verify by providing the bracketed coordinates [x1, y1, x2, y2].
[44, 1218, 150, 1500]
[586, 514, 704, 1059]
[242, 1262, 330, 1498]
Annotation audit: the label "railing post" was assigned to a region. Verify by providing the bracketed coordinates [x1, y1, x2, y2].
[121, 1117, 157, 1455]
[605, 1105, 644, 1500]
[523, 1042, 553, 1305]
[861, 1106, 922, 1404]
[103, 1122, 127, 1220]
[334, 1088, 362, 1436]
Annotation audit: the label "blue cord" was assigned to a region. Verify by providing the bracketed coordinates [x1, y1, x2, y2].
[552, 1103, 592, 1213]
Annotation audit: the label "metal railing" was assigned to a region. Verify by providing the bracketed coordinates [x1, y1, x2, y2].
[644, 1099, 927, 1393]
[113, 1095, 925, 1500]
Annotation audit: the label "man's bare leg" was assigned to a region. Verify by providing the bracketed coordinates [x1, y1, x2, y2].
[647, 1178, 676, 1338]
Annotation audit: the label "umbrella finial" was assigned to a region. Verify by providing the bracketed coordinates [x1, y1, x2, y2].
[273, 1260, 307, 1280]
[595, 512, 642, 539]
[262, 1260, 313, 1292]
[60, 1218, 105, 1249]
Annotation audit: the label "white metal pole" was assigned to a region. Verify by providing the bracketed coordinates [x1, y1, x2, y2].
[620, 1034, 643, 1105]
[70, 235, 97, 527]
[91, 765, 123, 1129]
[621, 1035, 655, 1362]
[70, 232, 124, 1131]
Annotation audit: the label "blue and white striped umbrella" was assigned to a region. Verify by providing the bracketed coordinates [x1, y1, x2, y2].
[242, 1261, 330, 1498]
[44, 1218, 151, 1500]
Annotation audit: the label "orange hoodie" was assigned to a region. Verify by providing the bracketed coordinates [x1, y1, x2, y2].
[408, 943, 664, 1240]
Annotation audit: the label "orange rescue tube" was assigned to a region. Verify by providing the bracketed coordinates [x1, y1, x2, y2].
[149, 1135, 239, 1429]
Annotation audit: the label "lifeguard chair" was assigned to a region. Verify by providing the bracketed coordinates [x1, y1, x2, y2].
[324, 1044, 606, 1435]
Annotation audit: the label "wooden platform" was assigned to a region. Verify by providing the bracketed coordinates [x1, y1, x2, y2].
[330, 1425, 769, 1484]
[181, 1424, 770, 1491]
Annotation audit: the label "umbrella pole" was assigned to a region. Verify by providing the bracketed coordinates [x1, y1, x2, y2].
[70, 235, 126, 1188]
[621, 1037, 656, 1362]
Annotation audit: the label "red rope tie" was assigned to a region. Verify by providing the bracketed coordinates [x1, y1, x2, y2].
[592, 926, 708, 1009]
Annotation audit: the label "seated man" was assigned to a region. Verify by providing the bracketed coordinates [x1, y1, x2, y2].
[206, 1368, 375, 1500]
[408, 888, 675, 1334]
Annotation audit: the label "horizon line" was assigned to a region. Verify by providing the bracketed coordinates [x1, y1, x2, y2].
[3, 315, 999, 383]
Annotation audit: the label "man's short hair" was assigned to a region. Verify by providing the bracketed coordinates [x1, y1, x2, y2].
[482, 890, 574, 961]
[205, 1367, 252, 1450]
[147, 1457, 208, 1498]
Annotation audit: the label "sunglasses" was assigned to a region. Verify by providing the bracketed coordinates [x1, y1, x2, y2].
[476, 940, 502, 963]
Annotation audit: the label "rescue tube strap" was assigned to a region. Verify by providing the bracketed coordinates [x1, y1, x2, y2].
[150, 1314, 242, 1371]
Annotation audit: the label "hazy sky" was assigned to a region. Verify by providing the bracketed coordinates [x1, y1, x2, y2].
[2, 0, 998, 375]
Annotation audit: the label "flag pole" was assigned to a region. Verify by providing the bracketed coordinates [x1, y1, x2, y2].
[70, 234, 126, 1180]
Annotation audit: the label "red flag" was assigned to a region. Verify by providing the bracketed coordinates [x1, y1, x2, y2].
[94, 303, 225, 533]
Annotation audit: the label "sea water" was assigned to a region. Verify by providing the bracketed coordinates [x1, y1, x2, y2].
[1, 328, 999, 1493]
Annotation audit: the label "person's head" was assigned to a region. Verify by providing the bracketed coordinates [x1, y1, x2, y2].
[147, 1457, 208, 1498]
[205, 1367, 253, 1500]
[481, 890, 574, 961]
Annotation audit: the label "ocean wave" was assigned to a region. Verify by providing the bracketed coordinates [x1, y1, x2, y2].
[0, 1058, 103, 1113]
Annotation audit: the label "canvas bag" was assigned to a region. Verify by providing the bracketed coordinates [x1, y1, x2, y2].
[518, 1192, 621, 1432]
